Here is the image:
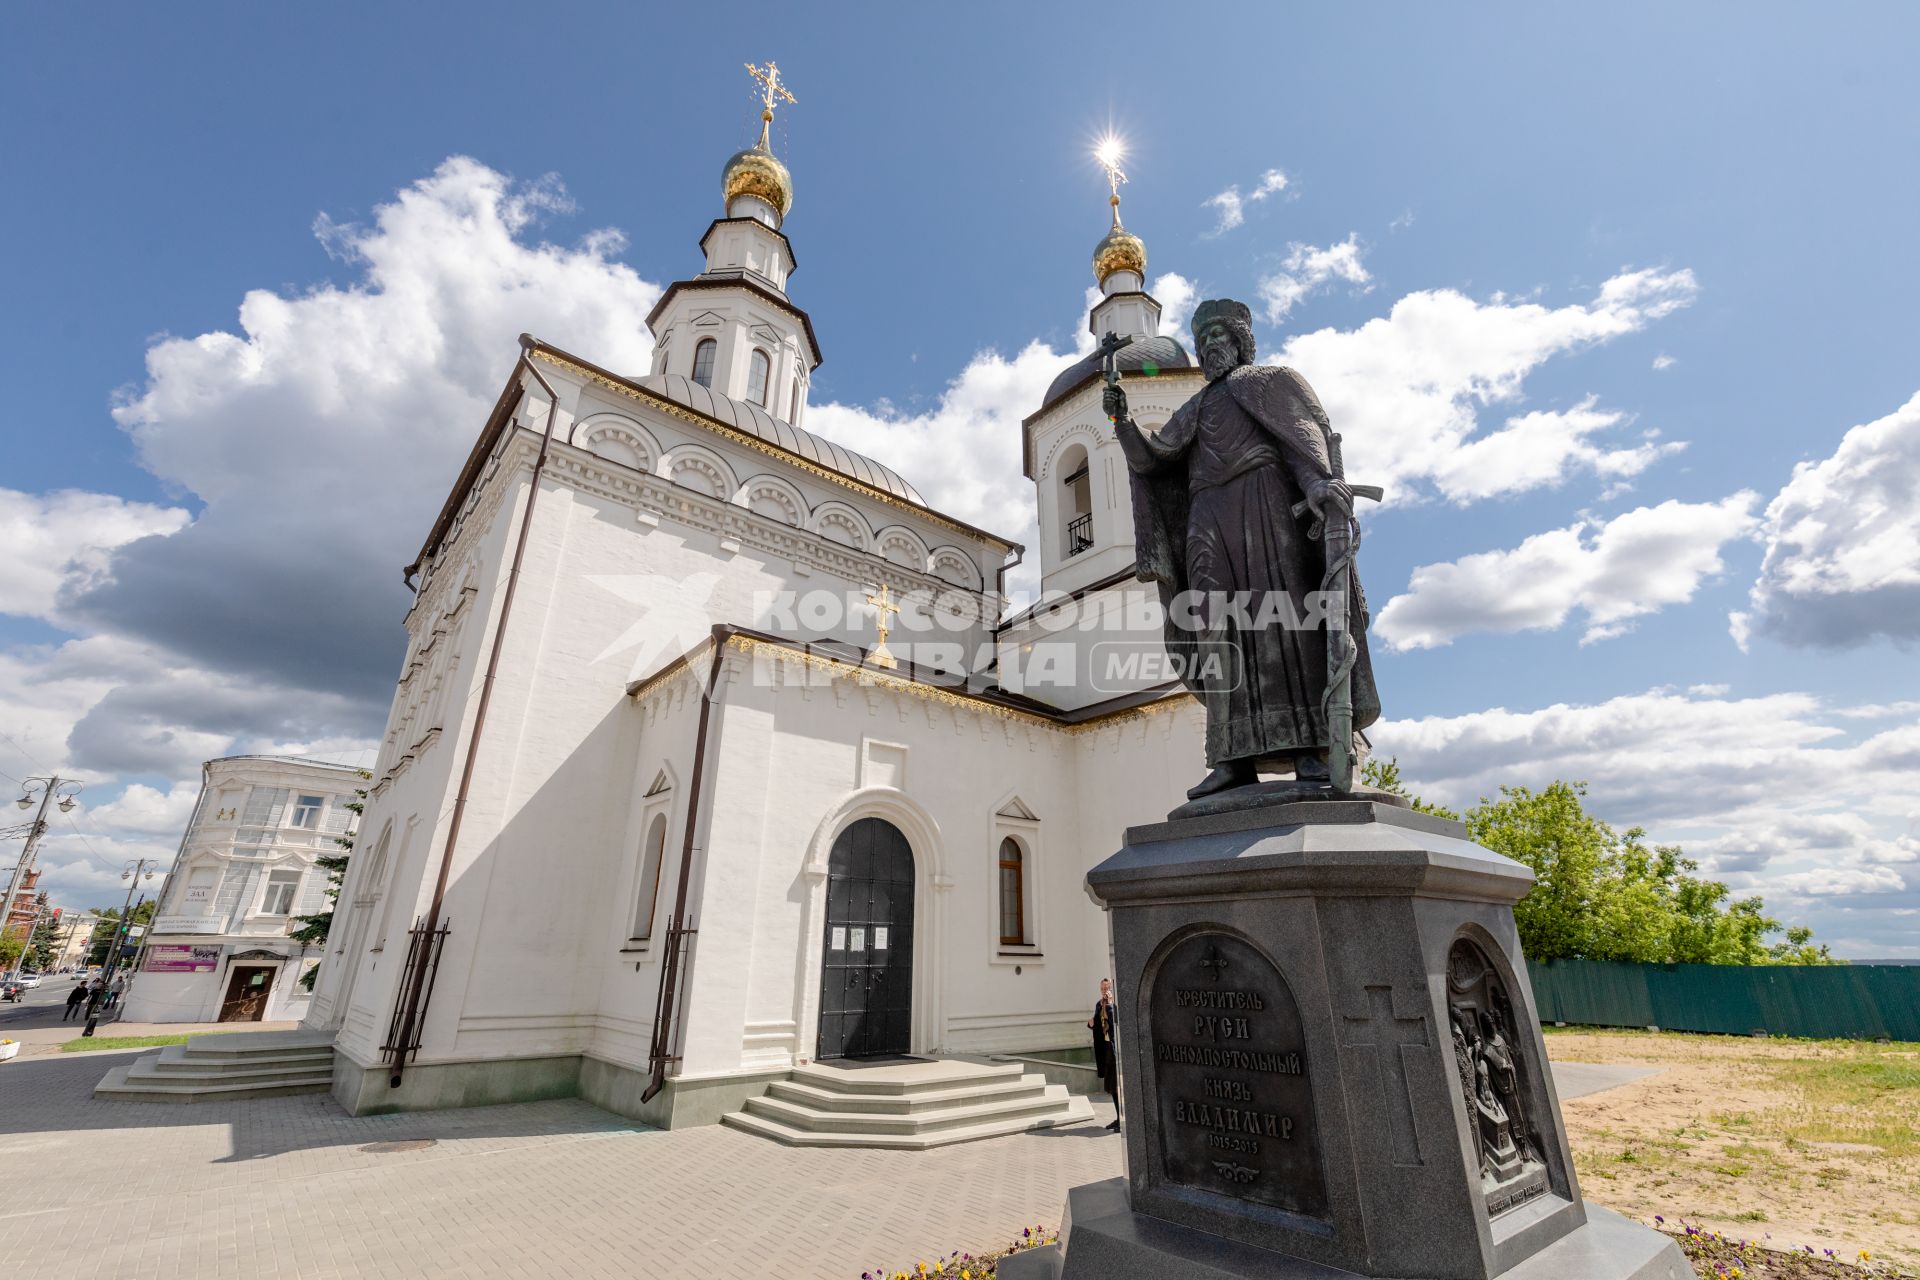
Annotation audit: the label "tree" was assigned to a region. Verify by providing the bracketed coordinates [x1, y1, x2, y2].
[1360, 757, 1459, 820]
[26, 899, 59, 971]
[291, 775, 368, 991]
[1361, 761, 1836, 967]
[86, 900, 157, 967]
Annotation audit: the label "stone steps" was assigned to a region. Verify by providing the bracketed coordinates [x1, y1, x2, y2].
[94, 1030, 336, 1104]
[764, 1075, 1048, 1114]
[722, 1058, 1095, 1149]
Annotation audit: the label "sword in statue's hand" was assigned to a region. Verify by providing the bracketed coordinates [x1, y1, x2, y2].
[1292, 432, 1381, 796]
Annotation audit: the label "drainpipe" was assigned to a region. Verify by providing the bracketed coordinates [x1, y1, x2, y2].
[386, 335, 561, 1087]
[641, 627, 732, 1103]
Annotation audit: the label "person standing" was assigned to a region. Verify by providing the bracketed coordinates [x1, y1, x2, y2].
[1088, 977, 1120, 1132]
[63, 982, 87, 1021]
[106, 974, 126, 1010]
[83, 979, 105, 1020]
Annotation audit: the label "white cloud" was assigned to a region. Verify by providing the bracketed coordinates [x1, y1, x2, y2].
[1375, 493, 1760, 650]
[0, 489, 190, 623]
[1652, 353, 1676, 370]
[1428, 398, 1683, 504]
[80, 782, 202, 836]
[1270, 267, 1698, 505]
[1203, 168, 1289, 237]
[1258, 234, 1371, 322]
[1203, 189, 1247, 237]
[1742, 389, 1920, 648]
[1153, 271, 1200, 340]
[6, 157, 654, 908]
[1371, 686, 1920, 954]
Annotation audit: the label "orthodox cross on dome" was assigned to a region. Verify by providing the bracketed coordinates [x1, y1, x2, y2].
[865, 582, 902, 670]
[1095, 135, 1129, 224]
[746, 60, 798, 150]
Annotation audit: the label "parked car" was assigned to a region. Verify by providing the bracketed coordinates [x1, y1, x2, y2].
[16, 973, 41, 988]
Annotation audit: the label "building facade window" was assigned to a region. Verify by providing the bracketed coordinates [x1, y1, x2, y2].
[262, 870, 301, 916]
[691, 338, 718, 388]
[632, 813, 668, 941]
[788, 377, 802, 424]
[997, 836, 1026, 946]
[747, 349, 770, 406]
[1059, 444, 1093, 558]
[289, 794, 324, 829]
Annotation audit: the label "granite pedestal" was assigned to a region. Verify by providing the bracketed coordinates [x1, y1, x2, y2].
[1002, 798, 1687, 1280]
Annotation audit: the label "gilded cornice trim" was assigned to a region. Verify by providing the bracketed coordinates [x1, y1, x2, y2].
[533, 349, 1015, 550]
[629, 631, 1195, 736]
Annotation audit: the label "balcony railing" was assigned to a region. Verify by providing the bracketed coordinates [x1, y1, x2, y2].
[1067, 513, 1093, 557]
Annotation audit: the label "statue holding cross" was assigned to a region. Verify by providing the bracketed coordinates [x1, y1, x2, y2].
[1107, 298, 1384, 799]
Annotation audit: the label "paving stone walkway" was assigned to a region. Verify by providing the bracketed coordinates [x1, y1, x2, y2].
[0, 1050, 1122, 1279]
[0, 1047, 1654, 1280]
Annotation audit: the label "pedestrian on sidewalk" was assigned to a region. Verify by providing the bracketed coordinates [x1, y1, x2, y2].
[63, 982, 87, 1021]
[105, 975, 126, 1009]
[83, 979, 105, 1020]
[1088, 976, 1120, 1132]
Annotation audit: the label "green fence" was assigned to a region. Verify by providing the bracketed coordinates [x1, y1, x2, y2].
[1527, 959, 1920, 1042]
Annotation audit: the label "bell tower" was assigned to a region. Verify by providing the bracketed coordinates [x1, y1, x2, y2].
[645, 61, 820, 425]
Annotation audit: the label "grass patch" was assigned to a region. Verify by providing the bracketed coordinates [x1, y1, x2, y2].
[61, 1033, 197, 1054]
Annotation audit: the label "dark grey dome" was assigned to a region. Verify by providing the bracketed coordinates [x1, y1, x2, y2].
[1041, 334, 1194, 411]
[633, 373, 925, 506]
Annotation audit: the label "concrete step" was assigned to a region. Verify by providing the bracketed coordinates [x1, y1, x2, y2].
[722, 1093, 1095, 1149]
[764, 1075, 1049, 1114]
[172, 1030, 335, 1061]
[94, 1055, 334, 1104]
[147, 1044, 334, 1075]
[134, 1045, 335, 1086]
[786, 1059, 1026, 1096]
[743, 1085, 1081, 1136]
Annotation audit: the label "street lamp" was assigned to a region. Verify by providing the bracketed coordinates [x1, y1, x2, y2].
[2, 775, 83, 981]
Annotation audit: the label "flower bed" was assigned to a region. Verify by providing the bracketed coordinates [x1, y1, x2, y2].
[1668, 1219, 1914, 1280]
[859, 1225, 1058, 1279]
[860, 1219, 1917, 1280]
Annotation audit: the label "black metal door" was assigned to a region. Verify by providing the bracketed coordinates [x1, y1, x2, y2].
[817, 818, 914, 1059]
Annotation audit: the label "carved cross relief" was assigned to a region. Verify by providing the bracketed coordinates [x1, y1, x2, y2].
[1342, 983, 1431, 1167]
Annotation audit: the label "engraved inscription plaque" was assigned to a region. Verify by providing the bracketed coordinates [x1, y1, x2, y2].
[1148, 931, 1328, 1219]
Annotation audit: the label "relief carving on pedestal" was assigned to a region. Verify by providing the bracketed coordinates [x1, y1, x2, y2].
[1446, 938, 1550, 1216]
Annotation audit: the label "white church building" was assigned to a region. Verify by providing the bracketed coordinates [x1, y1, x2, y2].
[307, 88, 1218, 1139]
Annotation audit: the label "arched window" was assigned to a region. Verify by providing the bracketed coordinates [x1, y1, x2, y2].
[747, 349, 770, 406]
[788, 377, 802, 424]
[632, 814, 668, 941]
[691, 338, 717, 389]
[1059, 443, 1093, 557]
[998, 836, 1026, 946]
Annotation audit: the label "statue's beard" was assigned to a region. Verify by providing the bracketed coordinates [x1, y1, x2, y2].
[1202, 344, 1238, 381]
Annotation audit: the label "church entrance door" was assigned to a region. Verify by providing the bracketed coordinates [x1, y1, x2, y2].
[817, 817, 914, 1059]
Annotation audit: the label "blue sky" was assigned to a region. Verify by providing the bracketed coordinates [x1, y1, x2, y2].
[3, 3, 1917, 952]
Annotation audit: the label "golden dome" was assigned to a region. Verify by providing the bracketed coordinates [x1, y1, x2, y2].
[1092, 197, 1146, 283]
[722, 138, 793, 220]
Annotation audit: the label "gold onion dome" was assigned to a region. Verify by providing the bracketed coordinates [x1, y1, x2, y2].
[1092, 197, 1146, 283]
[722, 132, 793, 219]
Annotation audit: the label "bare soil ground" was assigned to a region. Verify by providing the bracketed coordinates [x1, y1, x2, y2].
[1548, 1029, 1920, 1273]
